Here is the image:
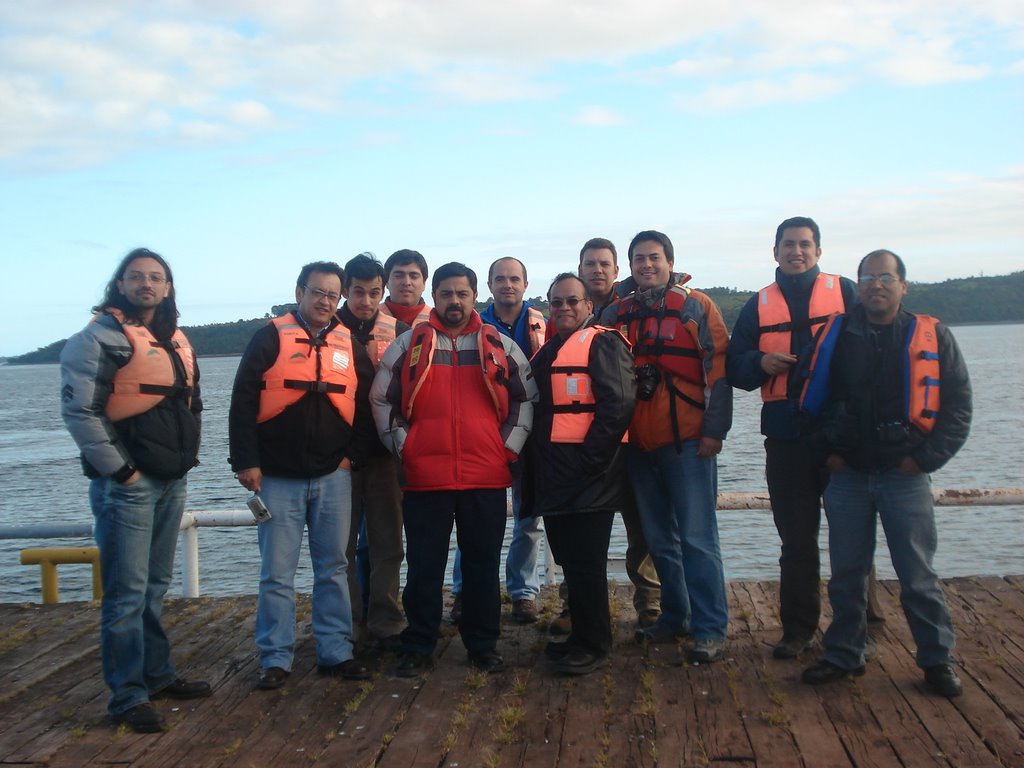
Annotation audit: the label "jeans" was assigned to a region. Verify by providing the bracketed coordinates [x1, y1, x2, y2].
[822, 467, 955, 670]
[255, 470, 355, 670]
[505, 481, 542, 600]
[90, 473, 185, 715]
[627, 441, 728, 641]
[402, 489, 507, 655]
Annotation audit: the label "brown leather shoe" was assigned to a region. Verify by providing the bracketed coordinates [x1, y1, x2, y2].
[548, 608, 572, 635]
[256, 666, 289, 690]
[512, 598, 538, 624]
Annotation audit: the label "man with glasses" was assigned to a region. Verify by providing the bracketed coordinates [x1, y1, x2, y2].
[230, 261, 377, 689]
[799, 250, 972, 697]
[524, 273, 636, 675]
[61, 248, 209, 733]
[727, 217, 884, 660]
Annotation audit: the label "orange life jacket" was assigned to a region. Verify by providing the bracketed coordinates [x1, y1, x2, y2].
[402, 322, 510, 424]
[526, 306, 546, 356]
[801, 312, 941, 433]
[103, 309, 195, 423]
[257, 315, 357, 425]
[550, 325, 628, 444]
[757, 273, 845, 402]
[365, 313, 398, 368]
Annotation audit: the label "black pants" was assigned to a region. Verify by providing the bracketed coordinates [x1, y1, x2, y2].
[765, 437, 827, 639]
[400, 489, 506, 655]
[544, 510, 614, 656]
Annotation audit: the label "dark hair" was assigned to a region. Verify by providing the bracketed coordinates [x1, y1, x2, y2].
[775, 216, 821, 248]
[94, 247, 179, 341]
[858, 249, 907, 281]
[579, 237, 617, 265]
[384, 249, 429, 282]
[488, 256, 528, 283]
[432, 262, 477, 292]
[297, 261, 345, 291]
[628, 230, 674, 264]
[547, 272, 591, 301]
[343, 252, 385, 288]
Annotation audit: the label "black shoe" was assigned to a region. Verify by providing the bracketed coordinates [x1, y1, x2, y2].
[634, 624, 685, 644]
[152, 677, 212, 700]
[544, 640, 575, 660]
[924, 664, 963, 698]
[468, 649, 505, 673]
[554, 650, 608, 676]
[396, 652, 433, 678]
[112, 702, 165, 733]
[318, 659, 371, 681]
[801, 659, 865, 685]
[256, 666, 290, 690]
[378, 634, 403, 654]
[772, 634, 814, 659]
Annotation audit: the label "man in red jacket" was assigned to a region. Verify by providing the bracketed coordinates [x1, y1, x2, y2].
[371, 262, 536, 676]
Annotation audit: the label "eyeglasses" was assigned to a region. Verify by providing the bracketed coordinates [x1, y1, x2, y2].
[549, 297, 585, 308]
[124, 271, 167, 284]
[305, 286, 341, 303]
[858, 273, 899, 285]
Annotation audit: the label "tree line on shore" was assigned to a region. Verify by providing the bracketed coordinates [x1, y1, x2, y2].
[8, 271, 1022, 364]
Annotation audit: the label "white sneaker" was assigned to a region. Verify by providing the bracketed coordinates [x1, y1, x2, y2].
[688, 637, 726, 664]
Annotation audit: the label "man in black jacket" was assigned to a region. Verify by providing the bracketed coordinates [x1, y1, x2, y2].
[800, 250, 972, 697]
[524, 273, 636, 675]
[229, 261, 376, 689]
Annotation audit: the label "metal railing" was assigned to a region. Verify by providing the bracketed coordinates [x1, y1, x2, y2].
[2, 488, 1021, 602]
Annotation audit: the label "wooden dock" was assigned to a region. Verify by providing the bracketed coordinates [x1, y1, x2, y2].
[1, 577, 1022, 767]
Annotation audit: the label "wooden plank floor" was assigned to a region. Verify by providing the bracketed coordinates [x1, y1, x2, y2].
[1, 577, 1022, 767]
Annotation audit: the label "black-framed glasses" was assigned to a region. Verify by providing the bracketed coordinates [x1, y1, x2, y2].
[858, 273, 899, 285]
[305, 286, 341, 303]
[549, 297, 584, 308]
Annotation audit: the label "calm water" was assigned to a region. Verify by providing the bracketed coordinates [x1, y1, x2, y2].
[1, 324, 1021, 602]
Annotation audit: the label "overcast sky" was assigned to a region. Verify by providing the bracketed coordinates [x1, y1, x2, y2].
[1, 1, 1022, 356]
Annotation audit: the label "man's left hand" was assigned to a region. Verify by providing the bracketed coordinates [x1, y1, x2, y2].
[697, 437, 722, 458]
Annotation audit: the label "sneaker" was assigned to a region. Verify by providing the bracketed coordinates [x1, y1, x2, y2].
[924, 664, 963, 698]
[152, 677, 212, 699]
[449, 594, 462, 624]
[468, 649, 505, 673]
[548, 607, 572, 635]
[318, 659, 371, 681]
[112, 702, 165, 733]
[554, 650, 608, 676]
[512, 598, 538, 624]
[772, 634, 814, 660]
[688, 638, 726, 664]
[256, 666, 289, 690]
[863, 633, 878, 662]
[801, 659, 865, 685]
[396, 652, 433, 678]
[637, 609, 661, 629]
[634, 624, 685, 644]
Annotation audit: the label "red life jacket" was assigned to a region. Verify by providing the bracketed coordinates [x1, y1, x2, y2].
[257, 315, 357, 425]
[365, 313, 398, 368]
[380, 300, 431, 328]
[103, 309, 195, 422]
[801, 313, 941, 433]
[757, 272, 845, 402]
[549, 325, 628, 444]
[402, 322, 510, 423]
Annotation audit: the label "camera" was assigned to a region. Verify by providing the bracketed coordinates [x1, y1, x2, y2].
[875, 420, 909, 445]
[247, 495, 272, 524]
[635, 363, 661, 401]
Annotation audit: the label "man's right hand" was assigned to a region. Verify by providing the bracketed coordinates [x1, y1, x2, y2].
[235, 467, 262, 492]
[760, 352, 798, 376]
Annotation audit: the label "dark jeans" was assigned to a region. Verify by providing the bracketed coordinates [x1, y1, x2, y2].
[765, 437, 826, 639]
[545, 511, 614, 656]
[400, 489, 507, 656]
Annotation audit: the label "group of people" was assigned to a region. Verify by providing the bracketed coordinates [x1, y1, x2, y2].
[59, 217, 972, 734]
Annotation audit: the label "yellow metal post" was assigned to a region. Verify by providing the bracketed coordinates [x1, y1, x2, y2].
[20, 547, 103, 604]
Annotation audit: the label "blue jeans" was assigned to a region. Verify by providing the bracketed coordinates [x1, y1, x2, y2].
[823, 467, 955, 670]
[255, 470, 355, 670]
[627, 441, 728, 641]
[505, 481, 541, 600]
[91, 473, 185, 715]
